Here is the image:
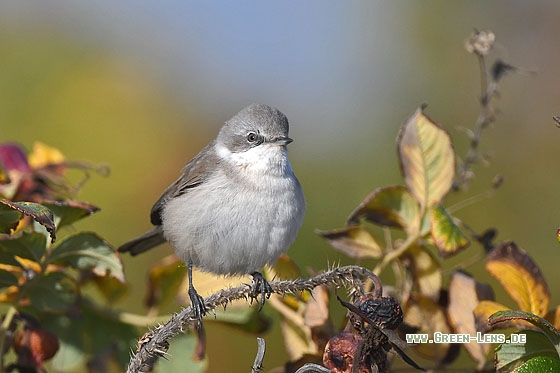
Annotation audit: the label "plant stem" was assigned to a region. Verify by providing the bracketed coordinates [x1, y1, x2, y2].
[0, 306, 18, 371]
[373, 233, 418, 276]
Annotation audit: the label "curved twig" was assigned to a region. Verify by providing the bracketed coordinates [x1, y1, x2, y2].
[125, 265, 382, 373]
[251, 337, 266, 373]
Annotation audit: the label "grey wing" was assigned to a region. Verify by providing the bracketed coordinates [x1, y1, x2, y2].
[150, 141, 217, 225]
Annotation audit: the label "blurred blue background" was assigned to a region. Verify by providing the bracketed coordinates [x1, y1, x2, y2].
[2, 1, 560, 371]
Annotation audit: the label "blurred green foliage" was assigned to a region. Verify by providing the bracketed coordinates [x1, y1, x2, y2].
[2, 3, 560, 371]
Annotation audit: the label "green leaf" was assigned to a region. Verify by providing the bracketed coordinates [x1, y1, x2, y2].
[512, 356, 560, 373]
[0, 199, 56, 243]
[21, 271, 77, 313]
[0, 202, 21, 233]
[397, 107, 455, 211]
[44, 300, 139, 371]
[210, 306, 271, 334]
[430, 204, 469, 257]
[0, 269, 18, 289]
[48, 232, 125, 282]
[82, 302, 139, 368]
[50, 337, 86, 372]
[0, 232, 46, 263]
[88, 275, 129, 303]
[0, 250, 22, 268]
[496, 330, 560, 372]
[42, 200, 100, 229]
[156, 334, 207, 372]
[145, 255, 187, 309]
[316, 225, 383, 259]
[489, 310, 560, 356]
[346, 185, 421, 235]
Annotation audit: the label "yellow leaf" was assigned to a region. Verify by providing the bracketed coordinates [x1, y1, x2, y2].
[176, 264, 249, 310]
[486, 242, 550, 316]
[266, 254, 302, 281]
[14, 256, 42, 274]
[0, 264, 23, 274]
[397, 107, 455, 211]
[403, 244, 442, 301]
[266, 255, 309, 308]
[0, 285, 19, 303]
[473, 300, 533, 332]
[28, 142, 65, 169]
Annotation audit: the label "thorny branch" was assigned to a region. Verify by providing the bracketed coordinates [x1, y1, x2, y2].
[125, 265, 383, 373]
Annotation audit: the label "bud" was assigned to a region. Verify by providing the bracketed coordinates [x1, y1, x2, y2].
[465, 30, 495, 56]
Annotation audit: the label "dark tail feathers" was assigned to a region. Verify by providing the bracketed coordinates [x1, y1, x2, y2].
[118, 227, 166, 256]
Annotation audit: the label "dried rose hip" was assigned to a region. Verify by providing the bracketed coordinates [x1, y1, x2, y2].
[354, 295, 403, 330]
[323, 331, 371, 373]
[13, 326, 60, 369]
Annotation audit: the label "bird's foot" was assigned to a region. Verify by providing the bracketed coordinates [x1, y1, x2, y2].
[251, 271, 273, 311]
[189, 285, 207, 320]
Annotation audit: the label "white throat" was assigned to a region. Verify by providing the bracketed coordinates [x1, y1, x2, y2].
[215, 143, 291, 177]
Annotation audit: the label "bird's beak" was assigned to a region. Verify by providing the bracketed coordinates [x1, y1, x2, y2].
[273, 137, 293, 146]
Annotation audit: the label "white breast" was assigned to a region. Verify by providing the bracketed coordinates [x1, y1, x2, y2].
[162, 144, 305, 275]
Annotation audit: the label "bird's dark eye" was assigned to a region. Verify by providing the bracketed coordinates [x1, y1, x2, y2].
[246, 132, 258, 143]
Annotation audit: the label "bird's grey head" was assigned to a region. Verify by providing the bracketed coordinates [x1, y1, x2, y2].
[217, 104, 291, 153]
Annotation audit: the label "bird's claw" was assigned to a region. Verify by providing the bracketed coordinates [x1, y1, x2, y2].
[189, 285, 207, 320]
[251, 272, 273, 311]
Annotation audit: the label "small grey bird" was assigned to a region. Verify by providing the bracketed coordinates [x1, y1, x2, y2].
[119, 103, 305, 319]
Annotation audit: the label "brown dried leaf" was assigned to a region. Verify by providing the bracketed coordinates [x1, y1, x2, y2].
[280, 314, 317, 361]
[303, 285, 334, 355]
[545, 306, 560, 331]
[403, 294, 451, 361]
[447, 271, 494, 369]
[316, 225, 382, 259]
